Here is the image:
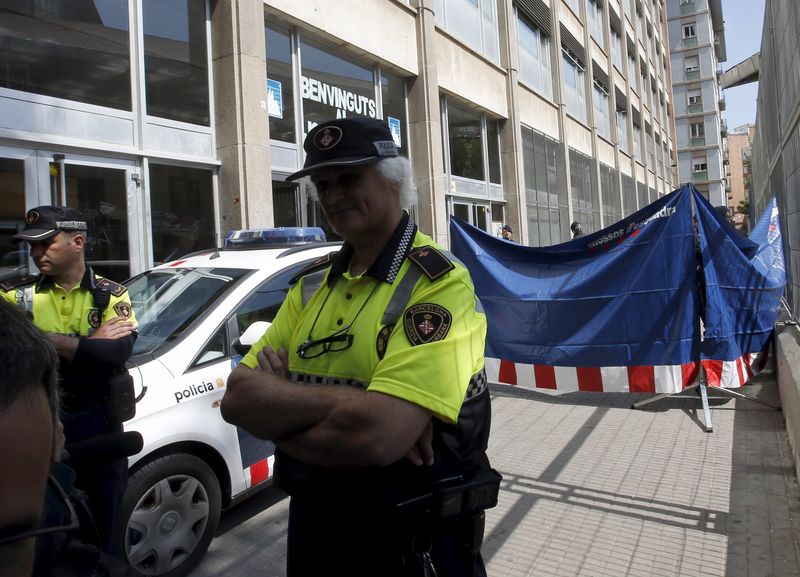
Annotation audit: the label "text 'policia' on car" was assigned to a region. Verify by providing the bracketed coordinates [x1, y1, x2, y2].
[120, 227, 340, 577]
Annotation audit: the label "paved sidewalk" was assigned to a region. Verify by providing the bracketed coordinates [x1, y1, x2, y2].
[191, 368, 800, 577]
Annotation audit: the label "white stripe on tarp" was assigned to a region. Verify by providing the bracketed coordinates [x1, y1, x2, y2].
[516, 362, 535, 388]
[654, 365, 683, 394]
[600, 366, 629, 393]
[485, 357, 500, 383]
[554, 366, 579, 392]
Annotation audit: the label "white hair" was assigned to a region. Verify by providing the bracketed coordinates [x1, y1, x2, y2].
[304, 156, 416, 209]
[374, 156, 416, 208]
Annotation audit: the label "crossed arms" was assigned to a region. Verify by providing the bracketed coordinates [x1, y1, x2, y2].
[221, 345, 433, 469]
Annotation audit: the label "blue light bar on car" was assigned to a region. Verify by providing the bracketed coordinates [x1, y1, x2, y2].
[223, 227, 327, 249]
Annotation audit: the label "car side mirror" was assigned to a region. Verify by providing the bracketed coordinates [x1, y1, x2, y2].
[233, 321, 270, 356]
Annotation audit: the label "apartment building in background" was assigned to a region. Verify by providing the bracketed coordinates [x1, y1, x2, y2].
[0, 0, 679, 279]
[666, 0, 726, 207]
[725, 123, 754, 230]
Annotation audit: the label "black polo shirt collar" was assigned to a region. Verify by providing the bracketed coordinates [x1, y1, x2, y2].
[36, 265, 97, 292]
[328, 212, 417, 285]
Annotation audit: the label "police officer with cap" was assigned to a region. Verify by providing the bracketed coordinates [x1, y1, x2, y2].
[1, 206, 137, 572]
[222, 117, 496, 577]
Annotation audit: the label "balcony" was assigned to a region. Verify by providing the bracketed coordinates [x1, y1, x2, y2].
[720, 119, 728, 136]
[690, 137, 706, 147]
[680, 2, 696, 15]
[718, 94, 726, 111]
[683, 36, 698, 48]
[693, 171, 709, 181]
[688, 102, 703, 114]
[685, 69, 701, 81]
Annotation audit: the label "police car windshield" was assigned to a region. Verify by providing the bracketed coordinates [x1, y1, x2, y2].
[126, 267, 249, 356]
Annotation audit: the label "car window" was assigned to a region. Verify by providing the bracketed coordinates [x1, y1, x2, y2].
[191, 324, 228, 369]
[234, 259, 321, 335]
[127, 267, 249, 356]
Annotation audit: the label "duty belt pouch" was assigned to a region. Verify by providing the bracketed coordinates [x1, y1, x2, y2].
[107, 371, 136, 423]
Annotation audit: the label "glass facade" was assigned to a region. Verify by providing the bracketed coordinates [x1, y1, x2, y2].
[522, 126, 568, 246]
[569, 148, 600, 233]
[149, 164, 215, 265]
[143, 0, 209, 125]
[600, 162, 621, 225]
[448, 103, 484, 181]
[517, 14, 553, 100]
[266, 22, 296, 144]
[562, 50, 587, 124]
[0, 1, 131, 110]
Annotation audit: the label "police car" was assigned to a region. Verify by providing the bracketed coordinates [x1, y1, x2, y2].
[121, 228, 340, 577]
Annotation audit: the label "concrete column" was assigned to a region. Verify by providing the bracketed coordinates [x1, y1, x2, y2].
[497, 0, 526, 244]
[408, 0, 448, 246]
[211, 0, 272, 233]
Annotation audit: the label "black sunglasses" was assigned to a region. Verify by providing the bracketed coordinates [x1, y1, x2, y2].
[0, 475, 79, 546]
[296, 325, 355, 359]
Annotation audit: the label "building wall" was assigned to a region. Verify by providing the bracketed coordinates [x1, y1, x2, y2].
[725, 127, 752, 229]
[750, 0, 800, 482]
[666, 0, 726, 206]
[0, 0, 681, 278]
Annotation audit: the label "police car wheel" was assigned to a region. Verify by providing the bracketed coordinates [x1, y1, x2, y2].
[121, 454, 221, 577]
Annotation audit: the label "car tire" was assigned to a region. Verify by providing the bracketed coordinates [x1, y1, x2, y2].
[121, 454, 221, 577]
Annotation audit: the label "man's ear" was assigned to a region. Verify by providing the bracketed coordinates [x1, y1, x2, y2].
[72, 233, 86, 251]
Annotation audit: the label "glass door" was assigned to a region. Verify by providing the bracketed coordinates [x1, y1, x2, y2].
[39, 152, 140, 281]
[448, 198, 491, 233]
[1, 149, 141, 282]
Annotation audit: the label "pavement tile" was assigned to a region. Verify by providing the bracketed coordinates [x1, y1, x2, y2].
[177, 371, 800, 577]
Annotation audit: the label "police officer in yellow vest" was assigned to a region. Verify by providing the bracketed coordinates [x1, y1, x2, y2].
[222, 117, 496, 577]
[1, 206, 137, 568]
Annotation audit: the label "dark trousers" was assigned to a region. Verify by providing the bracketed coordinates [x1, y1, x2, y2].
[286, 494, 487, 577]
[62, 406, 128, 556]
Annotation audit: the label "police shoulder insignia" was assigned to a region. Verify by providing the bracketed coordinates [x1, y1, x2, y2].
[408, 246, 454, 281]
[403, 303, 452, 346]
[96, 277, 126, 297]
[289, 252, 335, 285]
[376, 325, 394, 359]
[113, 302, 132, 319]
[88, 308, 102, 328]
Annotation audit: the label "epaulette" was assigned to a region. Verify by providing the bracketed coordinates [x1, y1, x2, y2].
[408, 246, 455, 281]
[0, 273, 38, 291]
[95, 277, 127, 297]
[289, 252, 335, 286]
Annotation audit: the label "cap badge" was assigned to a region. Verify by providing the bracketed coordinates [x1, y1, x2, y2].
[314, 126, 343, 150]
[26, 211, 39, 225]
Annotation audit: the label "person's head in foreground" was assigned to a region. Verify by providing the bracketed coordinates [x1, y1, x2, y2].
[0, 300, 59, 577]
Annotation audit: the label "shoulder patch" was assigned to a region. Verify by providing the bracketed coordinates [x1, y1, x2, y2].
[408, 246, 455, 281]
[289, 253, 335, 286]
[403, 303, 452, 346]
[0, 273, 37, 291]
[96, 277, 126, 297]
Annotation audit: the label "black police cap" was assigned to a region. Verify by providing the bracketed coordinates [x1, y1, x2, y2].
[286, 117, 399, 181]
[13, 206, 87, 243]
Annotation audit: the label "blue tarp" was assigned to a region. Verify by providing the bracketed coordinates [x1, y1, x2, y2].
[450, 184, 786, 369]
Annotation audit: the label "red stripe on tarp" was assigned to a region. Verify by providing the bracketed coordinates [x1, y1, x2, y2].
[498, 359, 517, 385]
[627, 366, 655, 393]
[167, 259, 188, 267]
[736, 357, 746, 386]
[534, 365, 557, 389]
[681, 362, 699, 389]
[702, 359, 724, 387]
[249, 459, 269, 486]
[577, 367, 603, 391]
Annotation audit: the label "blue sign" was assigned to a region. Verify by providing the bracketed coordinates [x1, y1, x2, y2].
[267, 78, 283, 119]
